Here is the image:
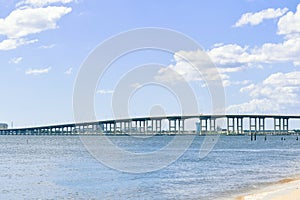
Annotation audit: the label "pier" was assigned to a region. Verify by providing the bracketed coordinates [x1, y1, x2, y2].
[0, 114, 300, 135]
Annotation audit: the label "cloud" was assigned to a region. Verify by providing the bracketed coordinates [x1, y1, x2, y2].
[16, 0, 73, 8]
[0, 38, 37, 50]
[131, 83, 143, 89]
[208, 36, 300, 66]
[208, 4, 300, 67]
[64, 67, 72, 75]
[39, 44, 56, 49]
[217, 66, 247, 73]
[25, 67, 51, 75]
[0, 3, 72, 50]
[0, 6, 72, 38]
[234, 7, 288, 27]
[208, 44, 250, 65]
[227, 71, 300, 113]
[227, 99, 280, 114]
[278, 4, 300, 35]
[156, 50, 223, 82]
[156, 4, 300, 90]
[241, 72, 300, 103]
[155, 50, 250, 87]
[97, 89, 114, 95]
[9, 56, 23, 64]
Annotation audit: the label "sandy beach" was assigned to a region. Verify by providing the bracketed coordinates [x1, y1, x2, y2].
[237, 178, 300, 200]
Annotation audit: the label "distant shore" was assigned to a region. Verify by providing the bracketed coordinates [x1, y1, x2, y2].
[236, 176, 300, 200]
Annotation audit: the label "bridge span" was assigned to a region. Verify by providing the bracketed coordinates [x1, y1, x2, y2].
[0, 114, 300, 136]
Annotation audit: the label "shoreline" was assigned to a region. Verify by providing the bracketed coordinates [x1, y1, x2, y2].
[236, 176, 300, 200]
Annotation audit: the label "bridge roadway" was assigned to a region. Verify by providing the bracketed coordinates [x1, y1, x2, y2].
[0, 114, 300, 135]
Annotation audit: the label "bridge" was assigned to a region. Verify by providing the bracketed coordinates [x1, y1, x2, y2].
[0, 114, 300, 136]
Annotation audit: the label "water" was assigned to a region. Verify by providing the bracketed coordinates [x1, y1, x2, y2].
[1, 135, 300, 199]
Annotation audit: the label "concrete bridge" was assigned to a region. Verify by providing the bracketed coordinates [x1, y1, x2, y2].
[0, 114, 300, 136]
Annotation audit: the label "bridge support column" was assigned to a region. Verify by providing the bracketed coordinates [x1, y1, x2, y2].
[113, 122, 116, 134]
[92, 124, 96, 134]
[181, 119, 185, 134]
[107, 123, 111, 133]
[145, 120, 148, 134]
[259, 118, 265, 134]
[283, 118, 289, 134]
[108, 123, 111, 133]
[142, 120, 146, 134]
[156, 120, 161, 134]
[210, 118, 216, 133]
[106, 123, 109, 134]
[237, 117, 243, 134]
[123, 121, 128, 134]
[137, 121, 142, 134]
[178, 119, 184, 134]
[169, 119, 177, 133]
[274, 118, 282, 134]
[200, 118, 208, 135]
[150, 120, 154, 134]
[102, 123, 106, 133]
[128, 121, 132, 134]
[250, 117, 257, 141]
[227, 117, 235, 134]
[131, 121, 137, 134]
[116, 122, 121, 134]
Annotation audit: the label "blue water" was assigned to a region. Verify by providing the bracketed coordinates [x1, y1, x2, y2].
[1, 135, 300, 199]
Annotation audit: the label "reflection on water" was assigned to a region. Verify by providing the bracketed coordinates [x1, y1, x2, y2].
[0, 135, 300, 199]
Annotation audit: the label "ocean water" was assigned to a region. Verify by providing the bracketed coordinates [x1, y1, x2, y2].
[1, 135, 300, 199]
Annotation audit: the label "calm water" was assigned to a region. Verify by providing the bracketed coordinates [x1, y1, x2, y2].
[1, 135, 300, 199]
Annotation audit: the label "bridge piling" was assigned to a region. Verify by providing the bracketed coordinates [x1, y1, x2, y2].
[274, 118, 281, 135]
[237, 117, 243, 134]
[227, 117, 235, 134]
[210, 118, 216, 133]
[283, 118, 289, 134]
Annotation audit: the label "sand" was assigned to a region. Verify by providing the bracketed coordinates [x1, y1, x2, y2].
[236, 178, 300, 200]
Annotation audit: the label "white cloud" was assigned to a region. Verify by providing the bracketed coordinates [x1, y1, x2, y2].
[0, 38, 37, 50]
[212, 43, 224, 47]
[208, 44, 251, 65]
[242, 72, 300, 103]
[227, 98, 280, 114]
[131, 83, 143, 89]
[208, 36, 300, 67]
[9, 57, 23, 64]
[39, 44, 56, 49]
[0, 6, 72, 39]
[227, 71, 300, 113]
[25, 67, 51, 75]
[217, 66, 247, 73]
[214, 4, 300, 67]
[0, 4, 72, 50]
[17, 0, 73, 8]
[157, 50, 224, 81]
[278, 4, 300, 35]
[64, 67, 72, 75]
[234, 7, 288, 27]
[97, 89, 114, 95]
[155, 50, 250, 87]
[157, 4, 300, 90]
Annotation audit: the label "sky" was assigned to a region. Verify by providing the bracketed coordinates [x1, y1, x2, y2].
[0, 0, 300, 128]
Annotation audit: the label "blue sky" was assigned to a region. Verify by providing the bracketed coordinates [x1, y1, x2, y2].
[0, 0, 300, 128]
